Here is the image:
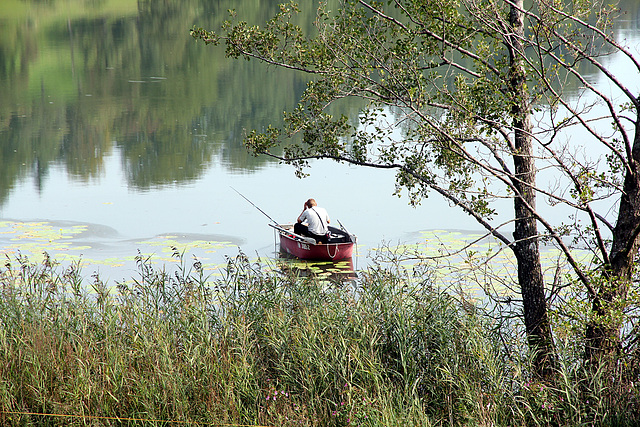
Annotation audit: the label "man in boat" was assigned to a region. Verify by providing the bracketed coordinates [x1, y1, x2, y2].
[294, 198, 331, 243]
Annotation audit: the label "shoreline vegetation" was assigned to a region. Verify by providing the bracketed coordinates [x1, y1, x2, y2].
[0, 250, 638, 426]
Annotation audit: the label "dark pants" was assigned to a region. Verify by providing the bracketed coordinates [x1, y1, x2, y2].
[294, 223, 328, 243]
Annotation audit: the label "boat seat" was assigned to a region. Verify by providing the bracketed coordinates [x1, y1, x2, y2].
[327, 233, 350, 244]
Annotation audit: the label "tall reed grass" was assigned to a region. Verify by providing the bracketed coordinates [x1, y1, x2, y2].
[0, 250, 637, 426]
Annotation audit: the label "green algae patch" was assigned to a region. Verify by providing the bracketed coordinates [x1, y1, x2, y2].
[0, 221, 239, 281]
[0, 221, 89, 263]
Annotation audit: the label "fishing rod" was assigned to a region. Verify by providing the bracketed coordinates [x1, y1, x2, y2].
[232, 187, 319, 244]
[231, 187, 281, 227]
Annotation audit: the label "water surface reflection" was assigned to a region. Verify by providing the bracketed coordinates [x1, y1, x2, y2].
[1, 0, 639, 282]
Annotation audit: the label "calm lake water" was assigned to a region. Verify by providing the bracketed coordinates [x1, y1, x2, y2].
[1, 0, 639, 282]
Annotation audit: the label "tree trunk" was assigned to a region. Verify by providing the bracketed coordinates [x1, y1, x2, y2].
[586, 115, 640, 365]
[508, 0, 557, 379]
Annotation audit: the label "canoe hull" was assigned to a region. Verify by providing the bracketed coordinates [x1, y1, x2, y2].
[276, 224, 355, 261]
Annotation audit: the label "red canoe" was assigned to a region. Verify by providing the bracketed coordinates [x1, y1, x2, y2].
[270, 223, 356, 261]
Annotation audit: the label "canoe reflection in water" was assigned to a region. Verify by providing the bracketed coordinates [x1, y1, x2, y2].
[277, 253, 357, 282]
